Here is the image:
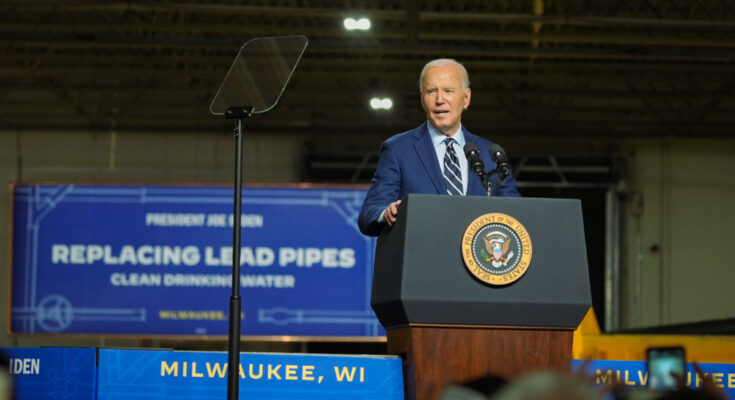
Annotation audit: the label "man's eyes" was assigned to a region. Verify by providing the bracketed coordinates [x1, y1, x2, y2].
[426, 89, 455, 94]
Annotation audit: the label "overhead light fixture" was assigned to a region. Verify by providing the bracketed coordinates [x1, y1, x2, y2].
[343, 17, 371, 31]
[370, 97, 393, 110]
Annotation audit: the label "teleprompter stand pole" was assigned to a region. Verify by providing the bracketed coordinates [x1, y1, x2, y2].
[225, 106, 253, 400]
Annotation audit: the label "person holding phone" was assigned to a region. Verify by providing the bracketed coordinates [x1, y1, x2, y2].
[647, 347, 686, 391]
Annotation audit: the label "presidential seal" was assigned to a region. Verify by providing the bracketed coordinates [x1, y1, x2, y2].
[461, 213, 533, 286]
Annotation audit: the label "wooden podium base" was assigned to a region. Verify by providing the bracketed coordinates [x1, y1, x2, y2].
[387, 325, 574, 400]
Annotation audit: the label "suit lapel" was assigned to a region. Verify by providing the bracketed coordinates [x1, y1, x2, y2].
[412, 123, 445, 194]
[463, 130, 486, 196]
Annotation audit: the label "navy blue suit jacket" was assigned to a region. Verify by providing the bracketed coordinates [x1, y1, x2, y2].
[358, 123, 521, 236]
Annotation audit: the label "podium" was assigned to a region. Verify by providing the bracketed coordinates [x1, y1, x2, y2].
[371, 194, 592, 400]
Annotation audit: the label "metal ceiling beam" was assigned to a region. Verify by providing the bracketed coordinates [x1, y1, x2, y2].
[420, 12, 735, 29]
[4, 36, 735, 64]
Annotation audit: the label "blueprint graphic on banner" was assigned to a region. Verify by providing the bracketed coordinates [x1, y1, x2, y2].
[1, 347, 97, 400]
[11, 184, 381, 337]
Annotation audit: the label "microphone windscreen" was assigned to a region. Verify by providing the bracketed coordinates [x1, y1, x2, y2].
[464, 142, 480, 158]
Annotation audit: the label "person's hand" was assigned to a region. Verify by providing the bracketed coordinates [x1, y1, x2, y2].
[383, 200, 402, 227]
[672, 362, 731, 400]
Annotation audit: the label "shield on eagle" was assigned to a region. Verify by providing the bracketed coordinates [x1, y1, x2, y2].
[482, 231, 511, 264]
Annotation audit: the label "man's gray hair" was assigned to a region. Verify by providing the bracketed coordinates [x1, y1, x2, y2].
[419, 58, 470, 92]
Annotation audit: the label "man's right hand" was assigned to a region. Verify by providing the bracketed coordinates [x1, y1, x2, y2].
[383, 200, 402, 227]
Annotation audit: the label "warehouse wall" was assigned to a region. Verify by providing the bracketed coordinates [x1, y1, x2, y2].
[2, 129, 734, 346]
[621, 137, 735, 329]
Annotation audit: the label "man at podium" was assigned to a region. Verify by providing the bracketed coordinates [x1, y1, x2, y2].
[358, 58, 521, 237]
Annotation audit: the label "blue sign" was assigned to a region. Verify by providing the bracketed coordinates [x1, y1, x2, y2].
[11, 184, 381, 337]
[1, 347, 97, 400]
[97, 349, 403, 400]
[573, 359, 735, 398]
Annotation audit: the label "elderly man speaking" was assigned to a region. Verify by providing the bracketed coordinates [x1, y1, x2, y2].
[358, 58, 520, 237]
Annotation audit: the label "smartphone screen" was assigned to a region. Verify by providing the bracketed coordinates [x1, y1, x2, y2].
[647, 346, 686, 390]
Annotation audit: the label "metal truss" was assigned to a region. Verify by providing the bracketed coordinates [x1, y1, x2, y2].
[0, 0, 734, 138]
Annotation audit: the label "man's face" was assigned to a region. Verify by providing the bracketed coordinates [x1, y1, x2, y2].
[420, 64, 471, 136]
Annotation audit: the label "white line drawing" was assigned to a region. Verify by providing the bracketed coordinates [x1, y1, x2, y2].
[12, 184, 381, 336]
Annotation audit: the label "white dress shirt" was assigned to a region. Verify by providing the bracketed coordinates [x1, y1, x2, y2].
[427, 122, 468, 195]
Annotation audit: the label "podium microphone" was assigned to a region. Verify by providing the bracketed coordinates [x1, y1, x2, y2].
[463, 142, 486, 180]
[490, 144, 512, 178]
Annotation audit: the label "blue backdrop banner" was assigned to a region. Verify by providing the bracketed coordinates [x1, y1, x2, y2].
[1, 347, 97, 400]
[0, 347, 403, 400]
[572, 359, 735, 398]
[11, 184, 381, 338]
[97, 349, 403, 400]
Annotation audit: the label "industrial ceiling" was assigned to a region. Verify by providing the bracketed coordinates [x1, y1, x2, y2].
[2, 1, 735, 144]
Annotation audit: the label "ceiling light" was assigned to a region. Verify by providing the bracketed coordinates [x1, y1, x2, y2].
[343, 17, 371, 31]
[370, 97, 393, 110]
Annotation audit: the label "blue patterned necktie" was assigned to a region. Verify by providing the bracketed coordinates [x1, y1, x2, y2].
[443, 138, 463, 195]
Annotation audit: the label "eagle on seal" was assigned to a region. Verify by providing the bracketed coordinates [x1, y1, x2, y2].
[483, 232, 511, 263]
